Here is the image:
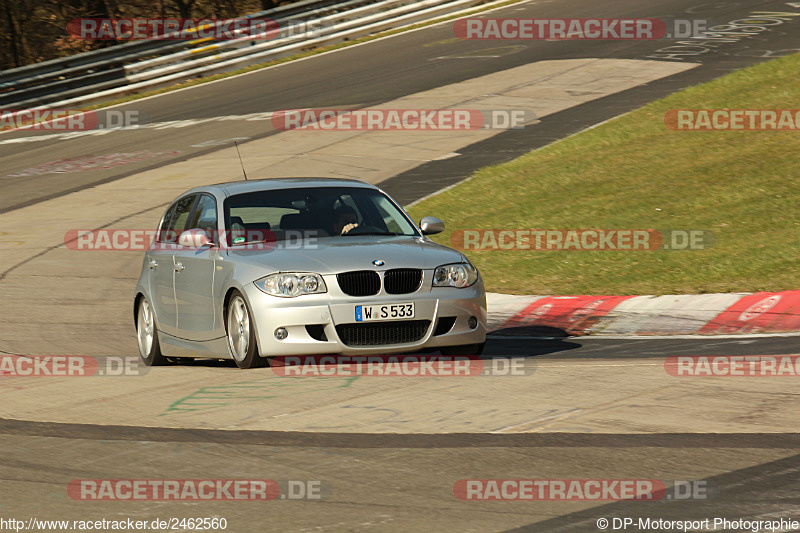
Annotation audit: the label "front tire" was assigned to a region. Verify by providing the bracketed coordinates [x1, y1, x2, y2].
[226, 292, 266, 369]
[137, 297, 167, 366]
[441, 342, 485, 356]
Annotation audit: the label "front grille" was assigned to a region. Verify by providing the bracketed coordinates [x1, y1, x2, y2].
[337, 270, 380, 296]
[384, 268, 422, 294]
[336, 320, 431, 346]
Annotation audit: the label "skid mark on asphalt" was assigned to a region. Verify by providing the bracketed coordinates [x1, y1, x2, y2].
[0, 202, 167, 284]
[304, 405, 403, 430]
[489, 382, 684, 434]
[491, 408, 584, 433]
[434, 45, 527, 59]
[0, 379, 67, 396]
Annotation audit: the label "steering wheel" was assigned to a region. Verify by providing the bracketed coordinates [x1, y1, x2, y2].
[344, 224, 384, 235]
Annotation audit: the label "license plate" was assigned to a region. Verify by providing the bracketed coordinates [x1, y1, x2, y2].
[355, 303, 415, 322]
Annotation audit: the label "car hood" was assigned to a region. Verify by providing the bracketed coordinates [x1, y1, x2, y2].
[226, 236, 467, 276]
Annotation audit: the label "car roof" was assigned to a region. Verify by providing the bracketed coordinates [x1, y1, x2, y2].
[184, 177, 379, 198]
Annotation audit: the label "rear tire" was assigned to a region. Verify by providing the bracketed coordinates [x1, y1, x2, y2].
[226, 291, 267, 369]
[440, 342, 485, 356]
[136, 297, 168, 366]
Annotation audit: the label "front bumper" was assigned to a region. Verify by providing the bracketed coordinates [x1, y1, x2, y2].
[242, 275, 487, 356]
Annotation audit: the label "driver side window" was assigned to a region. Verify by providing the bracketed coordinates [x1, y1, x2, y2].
[186, 194, 218, 244]
[157, 194, 196, 243]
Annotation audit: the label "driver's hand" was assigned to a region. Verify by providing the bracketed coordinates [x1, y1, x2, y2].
[341, 222, 358, 235]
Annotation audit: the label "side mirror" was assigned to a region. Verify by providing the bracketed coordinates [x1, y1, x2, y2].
[419, 216, 445, 235]
[179, 228, 213, 248]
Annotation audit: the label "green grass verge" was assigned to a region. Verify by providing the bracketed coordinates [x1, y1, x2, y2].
[407, 52, 800, 296]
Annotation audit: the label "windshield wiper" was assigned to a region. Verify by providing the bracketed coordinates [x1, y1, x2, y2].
[342, 231, 402, 236]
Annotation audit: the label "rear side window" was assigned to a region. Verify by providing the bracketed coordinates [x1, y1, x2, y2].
[157, 195, 196, 243]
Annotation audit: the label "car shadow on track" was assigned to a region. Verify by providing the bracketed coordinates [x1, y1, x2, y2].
[163, 334, 581, 369]
[484, 337, 582, 358]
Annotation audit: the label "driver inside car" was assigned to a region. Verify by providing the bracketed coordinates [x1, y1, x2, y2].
[332, 206, 359, 235]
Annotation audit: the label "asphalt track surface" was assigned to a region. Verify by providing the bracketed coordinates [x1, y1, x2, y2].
[3, 0, 800, 210]
[2, 336, 800, 531]
[1, 0, 800, 531]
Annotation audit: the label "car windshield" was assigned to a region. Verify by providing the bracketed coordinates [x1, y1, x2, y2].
[223, 186, 419, 245]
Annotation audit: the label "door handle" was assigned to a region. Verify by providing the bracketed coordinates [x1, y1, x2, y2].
[173, 263, 185, 272]
[147, 260, 158, 269]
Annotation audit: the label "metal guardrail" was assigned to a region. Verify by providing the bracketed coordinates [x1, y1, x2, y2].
[0, 0, 488, 109]
[1, 0, 379, 107]
[0, 0, 346, 78]
[0, 0, 376, 105]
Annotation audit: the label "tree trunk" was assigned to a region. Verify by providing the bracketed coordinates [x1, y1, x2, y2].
[260, 0, 280, 11]
[2, 0, 22, 68]
[171, 0, 195, 18]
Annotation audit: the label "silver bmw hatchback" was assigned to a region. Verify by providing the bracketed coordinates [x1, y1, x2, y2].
[134, 178, 487, 368]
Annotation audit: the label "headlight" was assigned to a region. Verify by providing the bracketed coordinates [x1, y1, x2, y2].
[254, 273, 327, 297]
[433, 263, 478, 288]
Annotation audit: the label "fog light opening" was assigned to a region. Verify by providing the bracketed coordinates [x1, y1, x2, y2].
[468, 316, 478, 330]
[274, 327, 288, 340]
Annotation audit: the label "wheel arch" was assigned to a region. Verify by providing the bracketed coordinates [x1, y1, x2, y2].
[134, 292, 164, 333]
[222, 286, 264, 356]
[133, 292, 145, 327]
